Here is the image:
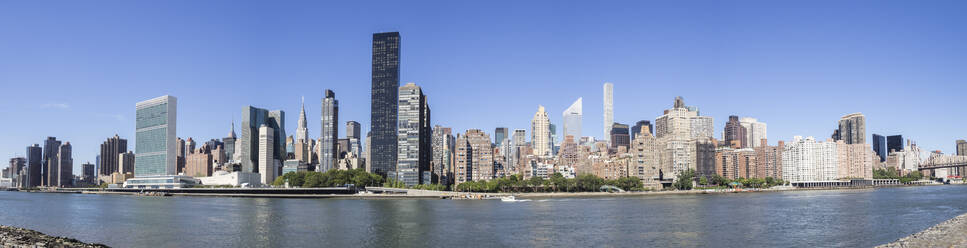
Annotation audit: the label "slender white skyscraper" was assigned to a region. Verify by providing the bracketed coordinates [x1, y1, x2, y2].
[296, 96, 309, 144]
[603, 82, 613, 144]
[259, 124, 276, 185]
[531, 105, 551, 156]
[562, 97, 582, 140]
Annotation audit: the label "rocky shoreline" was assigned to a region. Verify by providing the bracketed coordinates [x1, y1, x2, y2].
[877, 212, 967, 247]
[0, 226, 107, 248]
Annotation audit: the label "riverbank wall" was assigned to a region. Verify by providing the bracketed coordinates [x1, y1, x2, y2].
[0, 225, 107, 248]
[877, 212, 967, 247]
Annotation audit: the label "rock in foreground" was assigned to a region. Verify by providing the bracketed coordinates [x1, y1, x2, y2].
[878, 212, 967, 247]
[0, 225, 108, 248]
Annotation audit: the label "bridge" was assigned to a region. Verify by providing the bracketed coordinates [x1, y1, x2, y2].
[918, 154, 967, 171]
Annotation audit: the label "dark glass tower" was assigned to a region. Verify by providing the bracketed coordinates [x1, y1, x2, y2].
[494, 127, 508, 146]
[887, 135, 904, 153]
[631, 120, 652, 141]
[371, 31, 401, 177]
[872, 134, 886, 162]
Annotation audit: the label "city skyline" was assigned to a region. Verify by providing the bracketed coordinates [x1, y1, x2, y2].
[2, 1, 967, 175]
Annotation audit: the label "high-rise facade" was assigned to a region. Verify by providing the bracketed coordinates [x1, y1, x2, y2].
[531, 105, 551, 156]
[26, 144, 42, 187]
[562, 97, 582, 141]
[81, 162, 95, 184]
[99, 135, 128, 177]
[631, 120, 652, 142]
[739, 117, 767, 148]
[296, 97, 309, 144]
[654, 96, 715, 179]
[494, 127, 508, 147]
[781, 136, 838, 182]
[346, 121, 362, 157]
[835, 113, 866, 144]
[631, 127, 661, 188]
[610, 123, 630, 151]
[872, 134, 887, 162]
[57, 142, 72, 187]
[240, 106, 285, 174]
[432, 126, 454, 185]
[371, 31, 401, 178]
[42, 137, 61, 186]
[603, 83, 613, 143]
[835, 140, 873, 180]
[724, 115, 747, 148]
[258, 124, 277, 185]
[119, 151, 135, 174]
[135, 95, 177, 177]
[958, 140, 967, 156]
[754, 139, 784, 179]
[397, 83, 431, 186]
[887, 135, 904, 153]
[454, 129, 493, 184]
[223, 121, 237, 163]
[320, 89, 339, 172]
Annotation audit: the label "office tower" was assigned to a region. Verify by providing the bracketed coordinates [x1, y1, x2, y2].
[610, 123, 630, 151]
[240, 106, 285, 174]
[135, 95, 178, 177]
[26, 144, 41, 187]
[549, 124, 558, 156]
[6, 158, 26, 180]
[396, 83, 431, 185]
[346, 121, 361, 140]
[56, 142, 72, 187]
[258, 124, 276, 185]
[754, 139, 784, 180]
[42, 137, 61, 186]
[223, 121, 237, 162]
[455, 129, 493, 184]
[185, 138, 196, 156]
[432, 126, 454, 185]
[531, 105, 551, 156]
[319, 89, 339, 172]
[835, 113, 866, 144]
[364, 132, 372, 173]
[176, 137, 186, 174]
[371, 31, 401, 177]
[562, 97, 582, 141]
[958, 140, 967, 156]
[296, 97, 309, 143]
[186, 145, 213, 177]
[98, 135, 127, 177]
[494, 127, 508, 147]
[724, 115, 747, 148]
[81, 162, 95, 184]
[781, 136, 838, 182]
[887, 135, 904, 153]
[119, 151, 135, 174]
[872, 134, 887, 162]
[739, 117, 767, 148]
[603, 83, 613, 143]
[631, 120, 652, 142]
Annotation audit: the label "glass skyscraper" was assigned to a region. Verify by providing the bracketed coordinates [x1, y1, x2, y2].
[371, 31, 401, 177]
[872, 134, 886, 162]
[240, 106, 285, 174]
[562, 97, 582, 140]
[320, 89, 339, 172]
[135, 95, 177, 177]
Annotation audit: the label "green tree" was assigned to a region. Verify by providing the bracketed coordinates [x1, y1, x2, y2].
[673, 169, 696, 190]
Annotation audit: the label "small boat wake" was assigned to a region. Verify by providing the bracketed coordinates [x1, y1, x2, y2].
[500, 196, 532, 202]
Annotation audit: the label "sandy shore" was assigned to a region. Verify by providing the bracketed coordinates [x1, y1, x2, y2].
[0, 225, 107, 248]
[877, 212, 967, 247]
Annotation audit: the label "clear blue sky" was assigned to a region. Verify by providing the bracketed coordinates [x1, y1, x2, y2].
[1, 1, 965, 175]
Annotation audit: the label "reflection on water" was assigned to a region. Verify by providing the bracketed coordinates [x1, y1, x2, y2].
[1, 186, 966, 247]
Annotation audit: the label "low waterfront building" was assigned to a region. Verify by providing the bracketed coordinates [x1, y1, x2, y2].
[122, 175, 198, 189]
[197, 171, 261, 187]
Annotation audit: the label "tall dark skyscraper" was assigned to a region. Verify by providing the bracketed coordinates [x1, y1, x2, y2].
[370, 31, 401, 177]
[494, 127, 508, 146]
[631, 120, 653, 141]
[99, 135, 128, 177]
[724, 115, 747, 148]
[42, 137, 61, 186]
[610, 123, 630, 151]
[26, 144, 42, 188]
[872, 134, 886, 162]
[887, 135, 904, 154]
[320, 89, 339, 172]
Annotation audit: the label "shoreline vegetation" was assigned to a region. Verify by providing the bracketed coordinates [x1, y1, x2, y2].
[0, 225, 107, 248]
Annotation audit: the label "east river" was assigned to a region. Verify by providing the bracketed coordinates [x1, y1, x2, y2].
[2, 186, 967, 247]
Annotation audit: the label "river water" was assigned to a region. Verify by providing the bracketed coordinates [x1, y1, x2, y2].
[1, 186, 966, 247]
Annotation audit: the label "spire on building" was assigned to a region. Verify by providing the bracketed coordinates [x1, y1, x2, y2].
[297, 96, 309, 143]
[229, 119, 237, 139]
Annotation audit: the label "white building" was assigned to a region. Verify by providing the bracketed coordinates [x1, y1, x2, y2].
[739, 117, 767, 148]
[198, 171, 261, 187]
[782, 136, 839, 182]
[531, 105, 551, 157]
[603, 83, 613, 144]
[258, 124, 277, 185]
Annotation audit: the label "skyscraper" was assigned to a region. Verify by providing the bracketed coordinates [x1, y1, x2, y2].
[958, 140, 967, 156]
[563, 97, 582, 141]
[346, 121, 362, 157]
[371, 31, 401, 178]
[531, 105, 551, 156]
[494, 127, 508, 147]
[240, 106, 285, 174]
[397, 83, 431, 186]
[81, 162, 95, 184]
[98, 135, 128, 177]
[631, 120, 652, 142]
[455, 129, 493, 184]
[258, 124, 276, 185]
[887, 135, 904, 153]
[55, 142, 72, 187]
[26, 144, 42, 187]
[432, 126, 454, 185]
[135, 95, 177, 177]
[603, 83, 613, 143]
[42, 137, 61, 186]
[872, 134, 887, 162]
[320, 89, 339, 172]
[724, 115, 747, 148]
[610, 123, 630, 151]
[223, 121, 237, 163]
[739, 117, 767, 148]
[835, 113, 866, 144]
[296, 97, 309, 144]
